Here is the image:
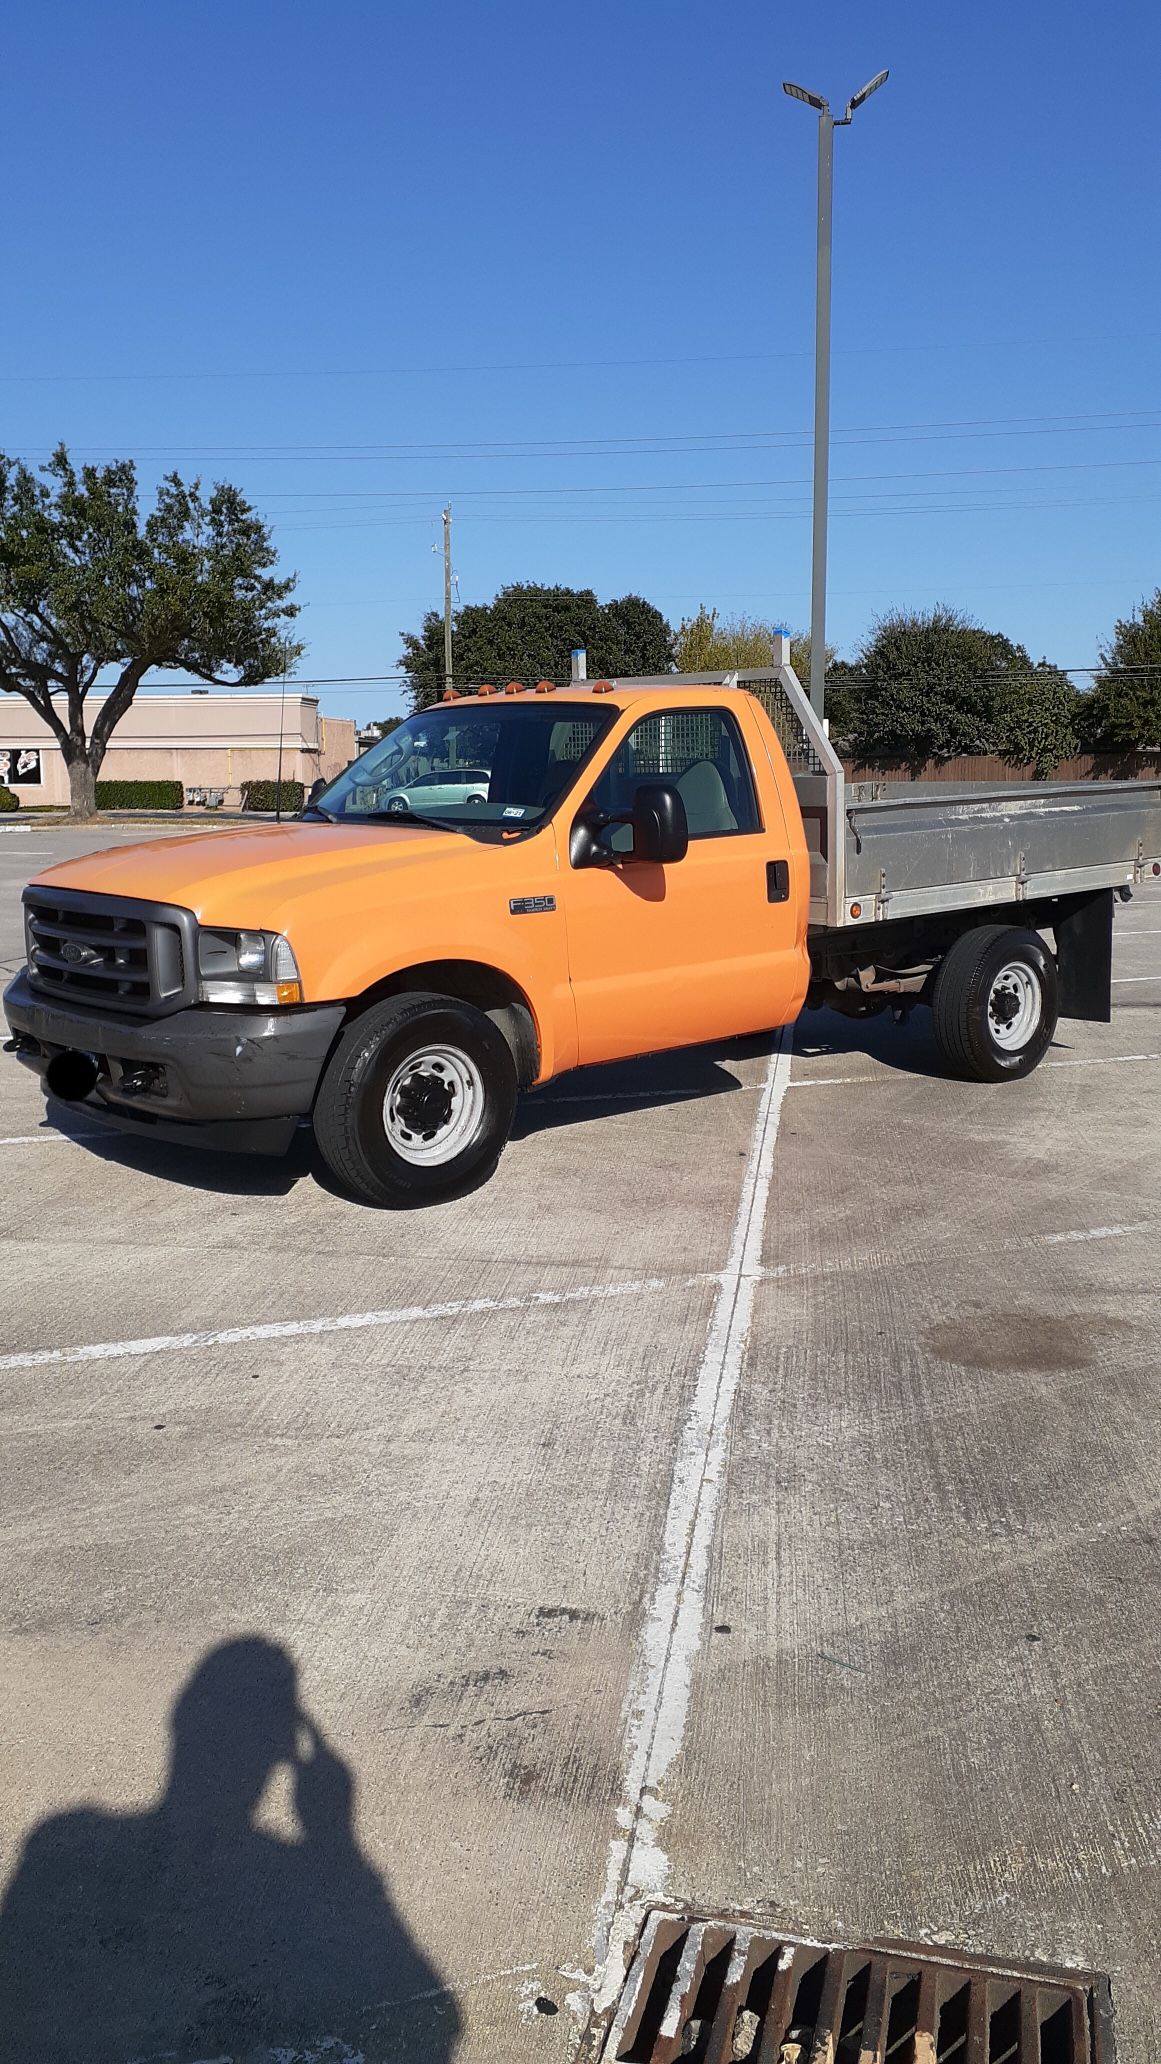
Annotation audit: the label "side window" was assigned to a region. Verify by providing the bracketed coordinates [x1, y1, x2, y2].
[584, 708, 760, 848]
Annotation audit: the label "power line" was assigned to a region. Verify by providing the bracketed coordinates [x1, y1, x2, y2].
[250, 454, 1161, 502]
[14, 406, 1161, 465]
[0, 337, 1126, 384]
[274, 489, 1161, 533]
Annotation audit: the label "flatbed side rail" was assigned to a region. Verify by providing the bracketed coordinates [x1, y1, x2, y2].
[839, 778, 1161, 925]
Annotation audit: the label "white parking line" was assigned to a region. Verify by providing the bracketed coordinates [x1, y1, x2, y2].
[0, 1130, 110, 1147]
[588, 1027, 793, 2007]
[2, 1200, 1147, 1378]
[1040, 1221, 1150, 1245]
[1111, 975, 1160, 984]
[0, 1275, 675, 1372]
[788, 1050, 1161, 1090]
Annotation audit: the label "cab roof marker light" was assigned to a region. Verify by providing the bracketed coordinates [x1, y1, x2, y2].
[441, 688, 461, 702]
[534, 679, 555, 695]
[504, 680, 525, 695]
[592, 679, 614, 694]
[476, 683, 498, 697]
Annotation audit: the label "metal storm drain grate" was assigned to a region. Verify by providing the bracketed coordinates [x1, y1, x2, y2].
[599, 1911, 1114, 2063]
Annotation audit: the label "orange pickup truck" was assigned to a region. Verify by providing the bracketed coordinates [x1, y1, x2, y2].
[6, 652, 1161, 1205]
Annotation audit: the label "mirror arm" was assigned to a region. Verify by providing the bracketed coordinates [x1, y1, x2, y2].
[570, 807, 625, 870]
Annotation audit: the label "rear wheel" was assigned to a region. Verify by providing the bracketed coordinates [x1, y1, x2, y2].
[932, 924, 1058, 1082]
[313, 992, 517, 1205]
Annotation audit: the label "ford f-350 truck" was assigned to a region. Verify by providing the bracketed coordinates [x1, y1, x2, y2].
[5, 641, 1160, 1206]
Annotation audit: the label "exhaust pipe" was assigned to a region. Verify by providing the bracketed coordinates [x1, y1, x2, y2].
[45, 1049, 99, 1103]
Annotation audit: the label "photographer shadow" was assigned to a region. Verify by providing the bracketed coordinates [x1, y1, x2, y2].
[0, 1638, 459, 2063]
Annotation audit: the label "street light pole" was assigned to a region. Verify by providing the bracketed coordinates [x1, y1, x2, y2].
[810, 106, 835, 723]
[783, 71, 889, 720]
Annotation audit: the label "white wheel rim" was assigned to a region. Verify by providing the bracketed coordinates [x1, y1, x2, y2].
[382, 1044, 484, 1166]
[987, 960, 1041, 1050]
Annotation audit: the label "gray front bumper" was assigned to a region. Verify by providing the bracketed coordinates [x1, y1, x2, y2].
[3, 971, 346, 1155]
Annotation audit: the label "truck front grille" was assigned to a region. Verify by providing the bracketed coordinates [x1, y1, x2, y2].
[24, 891, 197, 1018]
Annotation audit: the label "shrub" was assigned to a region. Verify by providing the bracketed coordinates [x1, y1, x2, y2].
[0, 785, 19, 812]
[94, 779, 184, 811]
[240, 779, 305, 812]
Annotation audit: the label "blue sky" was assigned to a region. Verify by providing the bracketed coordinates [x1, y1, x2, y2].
[4, 0, 1159, 722]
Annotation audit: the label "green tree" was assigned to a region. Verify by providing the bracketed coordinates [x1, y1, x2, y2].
[1079, 589, 1161, 751]
[992, 663, 1081, 777]
[0, 446, 301, 817]
[843, 606, 1080, 773]
[400, 583, 673, 710]
[674, 605, 820, 686]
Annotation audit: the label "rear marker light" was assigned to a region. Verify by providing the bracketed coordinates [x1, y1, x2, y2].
[850, 901, 863, 918]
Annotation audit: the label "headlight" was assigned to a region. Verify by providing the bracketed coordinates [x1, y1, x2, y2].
[197, 929, 303, 1005]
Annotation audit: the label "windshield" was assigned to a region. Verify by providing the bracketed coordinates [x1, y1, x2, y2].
[315, 702, 615, 836]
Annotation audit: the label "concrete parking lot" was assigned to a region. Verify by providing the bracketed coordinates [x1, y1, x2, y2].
[0, 820, 1158, 2063]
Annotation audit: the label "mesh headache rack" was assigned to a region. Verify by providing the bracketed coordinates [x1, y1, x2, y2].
[597, 1910, 1114, 2064]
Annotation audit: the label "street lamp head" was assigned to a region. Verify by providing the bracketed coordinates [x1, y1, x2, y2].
[843, 68, 889, 120]
[782, 80, 829, 112]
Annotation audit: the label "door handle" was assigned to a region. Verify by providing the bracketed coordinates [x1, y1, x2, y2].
[766, 859, 790, 903]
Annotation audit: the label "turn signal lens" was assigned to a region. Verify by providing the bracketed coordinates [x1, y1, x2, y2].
[276, 980, 303, 1005]
[272, 936, 300, 983]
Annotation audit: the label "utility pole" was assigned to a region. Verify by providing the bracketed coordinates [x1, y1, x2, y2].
[783, 70, 888, 719]
[442, 505, 454, 697]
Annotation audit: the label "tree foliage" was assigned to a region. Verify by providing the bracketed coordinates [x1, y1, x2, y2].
[400, 583, 674, 710]
[673, 605, 820, 686]
[1079, 589, 1161, 751]
[836, 606, 1081, 774]
[0, 446, 301, 815]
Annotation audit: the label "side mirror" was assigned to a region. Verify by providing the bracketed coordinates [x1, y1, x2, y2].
[630, 782, 688, 865]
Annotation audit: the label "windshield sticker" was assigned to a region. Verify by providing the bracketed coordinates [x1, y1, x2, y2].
[502, 805, 527, 818]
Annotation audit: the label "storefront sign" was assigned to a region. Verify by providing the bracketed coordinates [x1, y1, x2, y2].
[0, 748, 43, 786]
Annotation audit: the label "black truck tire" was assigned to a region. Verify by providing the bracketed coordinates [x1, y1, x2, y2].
[932, 923, 1058, 1082]
[313, 992, 518, 1206]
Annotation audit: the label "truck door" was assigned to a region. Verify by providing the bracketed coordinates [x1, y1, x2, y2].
[561, 703, 803, 1066]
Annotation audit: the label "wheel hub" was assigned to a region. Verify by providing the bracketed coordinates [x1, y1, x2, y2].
[382, 1044, 484, 1166]
[393, 1069, 455, 1135]
[987, 960, 1041, 1050]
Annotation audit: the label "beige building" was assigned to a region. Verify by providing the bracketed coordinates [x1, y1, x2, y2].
[0, 691, 358, 809]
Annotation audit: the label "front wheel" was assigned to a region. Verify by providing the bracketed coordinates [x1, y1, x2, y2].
[313, 993, 517, 1205]
[932, 924, 1058, 1082]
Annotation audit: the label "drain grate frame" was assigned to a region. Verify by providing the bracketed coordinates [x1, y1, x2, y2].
[597, 1908, 1115, 2063]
